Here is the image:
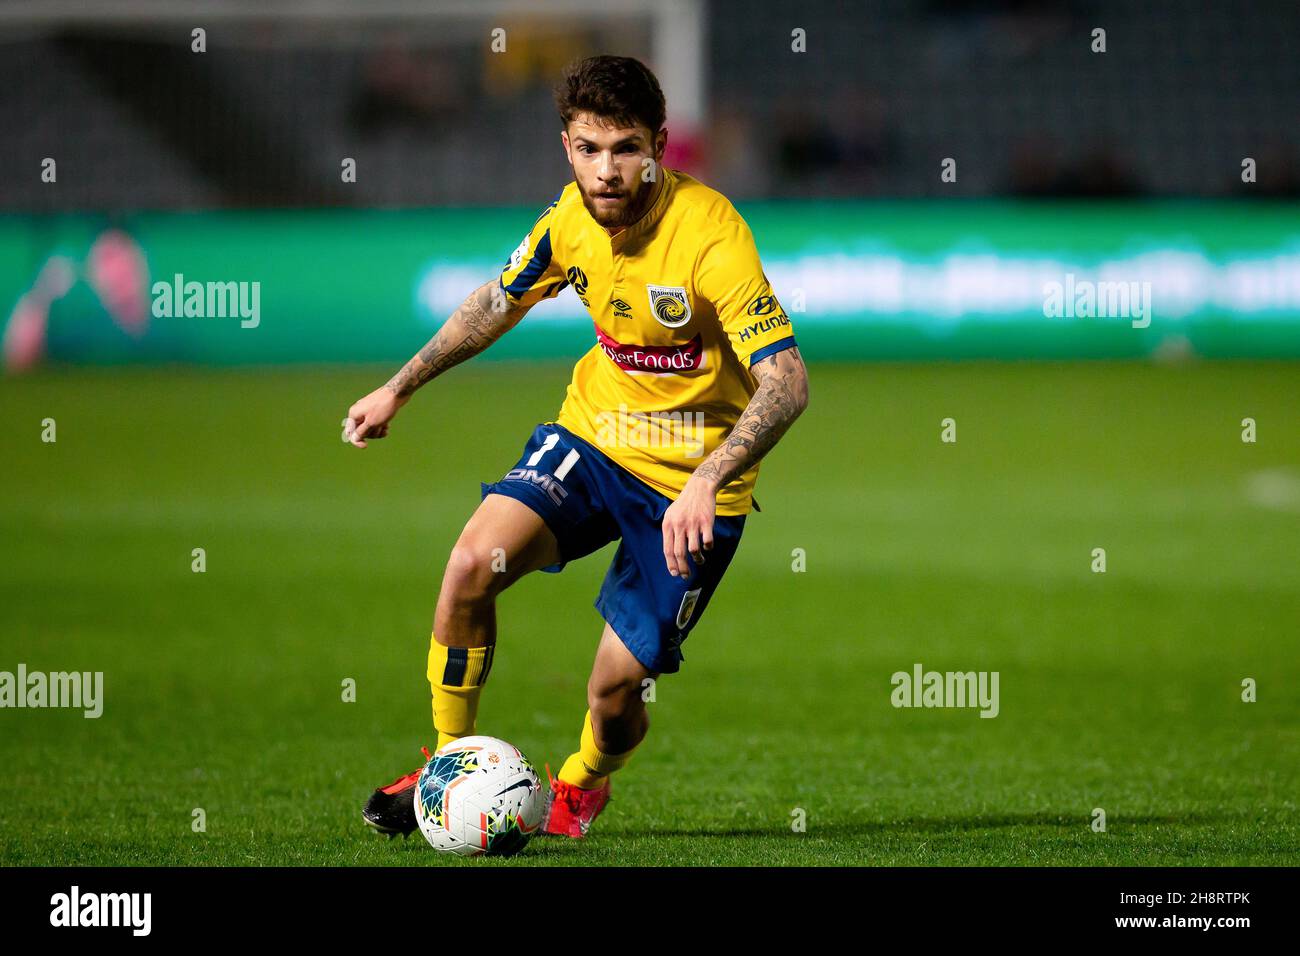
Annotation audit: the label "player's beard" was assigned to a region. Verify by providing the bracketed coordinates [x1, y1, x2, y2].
[579, 176, 658, 230]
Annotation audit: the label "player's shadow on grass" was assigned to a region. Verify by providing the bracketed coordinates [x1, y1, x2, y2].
[615, 810, 1241, 839]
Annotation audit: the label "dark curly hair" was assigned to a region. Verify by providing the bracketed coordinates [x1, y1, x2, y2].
[553, 55, 666, 134]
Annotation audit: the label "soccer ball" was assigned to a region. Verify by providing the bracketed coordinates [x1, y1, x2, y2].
[413, 735, 546, 856]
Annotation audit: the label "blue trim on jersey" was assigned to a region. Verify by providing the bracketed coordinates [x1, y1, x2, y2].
[500, 275, 568, 300]
[748, 335, 797, 367]
[531, 189, 564, 226]
[504, 229, 554, 297]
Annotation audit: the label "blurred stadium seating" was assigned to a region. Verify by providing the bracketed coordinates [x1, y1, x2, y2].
[1, 0, 1297, 211]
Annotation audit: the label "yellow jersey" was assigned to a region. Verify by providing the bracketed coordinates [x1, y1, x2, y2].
[498, 168, 797, 516]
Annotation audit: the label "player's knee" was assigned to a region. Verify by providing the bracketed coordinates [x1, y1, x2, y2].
[441, 541, 503, 606]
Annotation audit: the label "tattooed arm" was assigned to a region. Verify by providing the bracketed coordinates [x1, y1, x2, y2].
[344, 280, 527, 448]
[693, 346, 810, 491]
[660, 346, 810, 577]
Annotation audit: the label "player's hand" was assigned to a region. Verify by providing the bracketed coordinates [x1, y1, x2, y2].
[344, 386, 407, 449]
[662, 475, 716, 578]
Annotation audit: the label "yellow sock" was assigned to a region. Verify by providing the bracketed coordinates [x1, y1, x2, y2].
[558, 709, 637, 789]
[427, 634, 494, 750]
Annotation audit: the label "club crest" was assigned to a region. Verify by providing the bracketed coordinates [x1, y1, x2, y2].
[646, 284, 692, 328]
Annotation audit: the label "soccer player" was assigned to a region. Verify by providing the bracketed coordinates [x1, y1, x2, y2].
[347, 55, 808, 839]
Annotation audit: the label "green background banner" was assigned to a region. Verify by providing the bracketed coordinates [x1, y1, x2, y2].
[3, 201, 1299, 366]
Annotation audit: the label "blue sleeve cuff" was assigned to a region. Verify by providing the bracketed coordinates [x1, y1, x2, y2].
[747, 335, 798, 367]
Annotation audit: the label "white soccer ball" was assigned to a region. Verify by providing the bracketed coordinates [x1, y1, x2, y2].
[413, 735, 546, 856]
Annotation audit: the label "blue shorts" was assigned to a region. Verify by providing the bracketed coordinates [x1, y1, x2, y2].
[480, 422, 746, 674]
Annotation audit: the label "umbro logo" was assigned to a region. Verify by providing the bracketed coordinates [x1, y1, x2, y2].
[611, 298, 630, 311]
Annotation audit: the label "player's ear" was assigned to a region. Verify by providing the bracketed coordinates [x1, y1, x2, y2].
[655, 127, 667, 163]
[560, 128, 572, 166]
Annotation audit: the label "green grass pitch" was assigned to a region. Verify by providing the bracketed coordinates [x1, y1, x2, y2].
[1, 360, 1297, 866]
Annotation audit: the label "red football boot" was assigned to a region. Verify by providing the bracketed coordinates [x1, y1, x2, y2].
[362, 746, 432, 837]
[542, 764, 611, 838]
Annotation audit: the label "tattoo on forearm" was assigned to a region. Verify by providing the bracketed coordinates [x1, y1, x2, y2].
[385, 283, 520, 398]
[694, 348, 808, 489]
